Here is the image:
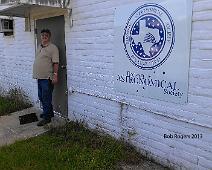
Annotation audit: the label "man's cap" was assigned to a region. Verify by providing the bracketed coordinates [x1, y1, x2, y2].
[41, 29, 51, 36]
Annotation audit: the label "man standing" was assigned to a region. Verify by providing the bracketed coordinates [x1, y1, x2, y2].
[33, 29, 59, 126]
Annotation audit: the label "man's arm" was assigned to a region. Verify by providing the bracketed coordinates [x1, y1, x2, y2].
[52, 63, 59, 84]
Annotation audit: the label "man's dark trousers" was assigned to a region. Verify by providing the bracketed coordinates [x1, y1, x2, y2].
[38, 79, 54, 120]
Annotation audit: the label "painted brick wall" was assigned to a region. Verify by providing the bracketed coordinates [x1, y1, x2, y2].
[0, 16, 37, 102]
[65, 0, 212, 169]
[0, 0, 211, 169]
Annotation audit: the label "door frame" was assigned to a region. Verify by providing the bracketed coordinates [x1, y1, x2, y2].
[34, 15, 68, 118]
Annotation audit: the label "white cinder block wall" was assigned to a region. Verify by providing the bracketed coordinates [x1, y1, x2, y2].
[66, 0, 212, 169]
[0, 17, 38, 101]
[0, 0, 211, 169]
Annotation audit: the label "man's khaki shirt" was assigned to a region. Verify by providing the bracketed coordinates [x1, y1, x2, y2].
[33, 43, 59, 80]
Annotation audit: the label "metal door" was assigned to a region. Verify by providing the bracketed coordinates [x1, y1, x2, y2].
[35, 15, 68, 117]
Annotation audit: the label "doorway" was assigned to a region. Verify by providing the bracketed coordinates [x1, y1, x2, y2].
[35, 15, 68, 117]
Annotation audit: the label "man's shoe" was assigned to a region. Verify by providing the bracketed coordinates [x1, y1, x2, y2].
[40, 113, 45, 118]
[40, 113, 54, 119]
[37, 118, 51, 126]
[48, 113, 54, 118]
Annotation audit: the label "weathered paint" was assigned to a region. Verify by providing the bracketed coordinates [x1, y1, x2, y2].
[0, 0, 211, 169]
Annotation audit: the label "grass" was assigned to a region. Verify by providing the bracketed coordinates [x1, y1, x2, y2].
[0, 88, 32, 116]
[0, 122, 144, 170]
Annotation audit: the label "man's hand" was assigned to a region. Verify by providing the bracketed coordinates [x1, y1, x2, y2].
[52, 63, 59, 84]
[52, 74, 58, 84]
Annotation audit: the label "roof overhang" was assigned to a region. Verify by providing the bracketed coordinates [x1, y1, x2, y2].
[0, 3, 68, 19]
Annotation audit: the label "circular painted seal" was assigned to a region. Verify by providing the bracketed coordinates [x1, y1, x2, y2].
[123, 3, 175, 70]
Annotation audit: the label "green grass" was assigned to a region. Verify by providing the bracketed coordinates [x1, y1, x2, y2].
[0, 88, 32, 116]
[0, 96, 32, 116]
[0, 122, 144, 170]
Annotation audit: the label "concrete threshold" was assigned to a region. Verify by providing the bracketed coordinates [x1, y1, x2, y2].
[0, 107, 63, 146]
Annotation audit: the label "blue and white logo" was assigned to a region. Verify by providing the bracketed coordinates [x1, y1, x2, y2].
[123, 3, 175, 70]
